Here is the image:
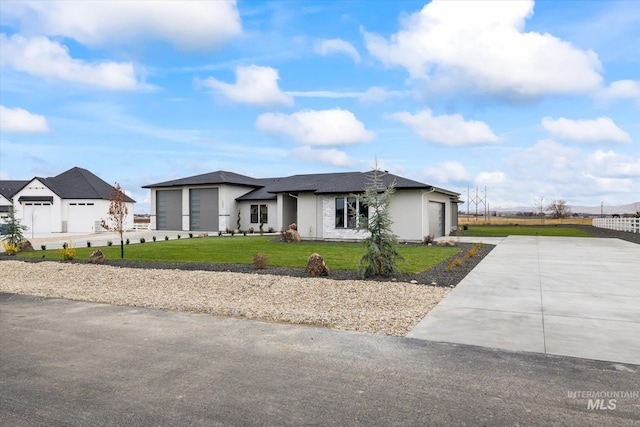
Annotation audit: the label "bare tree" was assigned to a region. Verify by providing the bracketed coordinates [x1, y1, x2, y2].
[101, 183, 129, 259]
[546, 199, 571, 219]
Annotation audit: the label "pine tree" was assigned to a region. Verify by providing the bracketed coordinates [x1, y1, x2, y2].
[1, 206, 27, 246]
[356, 168, 405, 278]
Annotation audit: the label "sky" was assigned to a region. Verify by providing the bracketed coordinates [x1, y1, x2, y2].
[1, 0, 639, 215]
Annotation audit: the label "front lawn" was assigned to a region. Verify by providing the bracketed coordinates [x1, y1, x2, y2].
[462, 225, 594, 237]
[17, 236, 459, 274]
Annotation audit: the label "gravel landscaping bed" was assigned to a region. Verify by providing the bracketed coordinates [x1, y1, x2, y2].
[1, 242, 492, 336]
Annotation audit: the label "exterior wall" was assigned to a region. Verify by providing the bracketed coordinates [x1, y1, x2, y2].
[237, 200, 277, 232]
[388, 190, 423, 241]
[12, 179, 62, 233]
[92, 201, 135, 233]
[297, 193, 322, 240]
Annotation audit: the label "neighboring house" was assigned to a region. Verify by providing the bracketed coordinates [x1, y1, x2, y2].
[144, 170, 461, 241]
[0, 167, 135, 235]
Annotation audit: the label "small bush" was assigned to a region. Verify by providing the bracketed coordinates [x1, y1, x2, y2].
[165, 236, 169, 241]
[462, 224, 469, 231]
[2, 241, 18, 255]
[41, 244, 46, 251]
[230, 230, 235, 236]
[423, 234, 434, 245]
[243, 231, 247, 236]
[152, 236, 157, 242]
[248, 227, 254, 234]
[177, 234, 181, 239]
[268, 227, 275, 233]
[58, 243, 76, 260]
[252, 253, 268, 269]
[126, 238, 130, 245]
[140, 237, 146, 244]
[86, 241, 91, 248]
[107, 240, 113, 246]
[218, 231, 223, 237]
[466, 247, 477, 258]
[189, 233, 193, 238]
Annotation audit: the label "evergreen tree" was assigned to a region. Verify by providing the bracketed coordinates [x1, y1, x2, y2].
[1, 206, 27, 246]
[356, 168, 405, 278]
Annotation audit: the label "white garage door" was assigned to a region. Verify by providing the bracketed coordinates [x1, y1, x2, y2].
[428, 201, 445, 238]
[68, 203, 96, 233]
[22, 203, 52, 234]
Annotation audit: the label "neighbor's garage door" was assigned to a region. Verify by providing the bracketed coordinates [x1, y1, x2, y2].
[428, 201, 445, 238]
[22, 202, 52, 234]
[156, 190, 182, 230]
[190, 188, 218, 231]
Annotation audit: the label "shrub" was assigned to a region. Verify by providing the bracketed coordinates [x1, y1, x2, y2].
[58, 243, 76, 260]
[252, 253, 268, 269]
[268, 227, 275, 233]
[126, 238, 130, 245]
[189, 233, 193, 238]
[165, 236, 169, 241]
[423, 234, 434, 245]
[41, 244, 46, 251]
[2, 241, 18, 255]
[86, 241, 91, 248]
[248, 227, 255, 234]
[177, 234, 181, 239]
[107, 240, 113, 246]
[230, 230, 235, 237]
[462, 224, 468, 231]
[243, 231, 247, 236]
[153, 236, 157, 242]
[466, 247, 477, 258]
[218, 231, 223, 237]
[140, 237, 146, 244]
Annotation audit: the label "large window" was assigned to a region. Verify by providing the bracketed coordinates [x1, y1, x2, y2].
[335, 196, 367, 228]
[251, 204, 268, 224]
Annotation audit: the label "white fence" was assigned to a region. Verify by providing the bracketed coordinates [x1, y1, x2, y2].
[592, 217, 640, 234]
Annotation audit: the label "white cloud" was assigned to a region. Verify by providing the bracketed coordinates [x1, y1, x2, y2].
[541, 116, 631, 144]
[0, 105, 49, 133]
[476, 171, 505, 185]
[286, 90, 362, 99]
[388, 109, 500, 146]
[315, 38, 361, 63]
[586, 150, 640, 177]
[358, 86, 409, 103]
[0, 34, 142, 90]
[421, 161, 471, 184]
[2, 0, 241, 50]
[292, 146, 354, 167]
[596, 80, 640, 104]
[363, 0, 602, 97]
[201, 65, 293, 107]
[256, 108, 374, 146]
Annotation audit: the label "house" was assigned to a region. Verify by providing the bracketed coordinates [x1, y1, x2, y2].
[0, 167, 135, 234]
[144, 170, 461, 241]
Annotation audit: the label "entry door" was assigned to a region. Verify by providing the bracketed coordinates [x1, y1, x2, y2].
[428, 202, 445, 237]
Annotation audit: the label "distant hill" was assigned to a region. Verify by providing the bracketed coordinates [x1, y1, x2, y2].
[492, 201, 640, 216]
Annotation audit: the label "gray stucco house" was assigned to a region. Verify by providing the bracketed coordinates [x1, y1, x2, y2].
[143, 170, 461, 242]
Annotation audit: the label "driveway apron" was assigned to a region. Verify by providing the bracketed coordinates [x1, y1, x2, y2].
[408, 236, 640, 365]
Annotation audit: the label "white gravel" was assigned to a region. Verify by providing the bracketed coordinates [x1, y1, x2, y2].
[2, 260, 451, 336]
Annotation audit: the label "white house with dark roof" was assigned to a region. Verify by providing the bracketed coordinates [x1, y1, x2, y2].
[0, 167, 135, 235]
[144, 170, 461, 241]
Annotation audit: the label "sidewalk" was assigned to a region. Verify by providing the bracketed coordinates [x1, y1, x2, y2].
[408, 236, 640, 365]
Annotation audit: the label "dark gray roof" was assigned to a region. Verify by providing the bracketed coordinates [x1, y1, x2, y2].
[0, 180, 28, 200]
[143, 170, 264, 189]
[36, 167, 135, 202]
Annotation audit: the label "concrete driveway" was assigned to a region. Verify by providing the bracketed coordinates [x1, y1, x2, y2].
[2, 293, 639, 426]
[408, 236, 640, 365]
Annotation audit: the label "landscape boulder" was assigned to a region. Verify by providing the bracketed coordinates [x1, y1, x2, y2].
[306, 253, 330, 276]
[19, 240, 34, 252]
[89, 249, 106, 264]
[281, 223, 301, 242]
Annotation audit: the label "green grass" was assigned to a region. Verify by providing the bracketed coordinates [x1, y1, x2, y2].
[462, 225, 594, 237]
[17, 236, 460, 274]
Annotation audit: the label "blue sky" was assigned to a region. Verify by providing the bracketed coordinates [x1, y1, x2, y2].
[1, 0, 639, 214]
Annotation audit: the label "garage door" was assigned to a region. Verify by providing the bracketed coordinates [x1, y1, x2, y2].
[22, 203, 52, 234]
[156, 190, 182, 230]
[428, 201, 445, 238]
[67, 203, 96, 232]
[190, 188, 218, 231]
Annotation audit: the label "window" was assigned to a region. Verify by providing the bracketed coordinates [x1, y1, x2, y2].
[250, 204, 268, 224]
[335, 196, 368, 228]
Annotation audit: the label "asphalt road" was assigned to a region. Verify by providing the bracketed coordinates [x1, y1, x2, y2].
[1, 293, 639, 426]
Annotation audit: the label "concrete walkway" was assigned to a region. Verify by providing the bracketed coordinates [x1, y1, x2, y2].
[408, 236, 640, 365]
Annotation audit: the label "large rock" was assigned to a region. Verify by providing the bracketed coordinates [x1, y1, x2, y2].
[89, 249, 106, 264]
[281, 223, 301, 243]
[306, 253, 330, 276]
[19, 240, 34, 252]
